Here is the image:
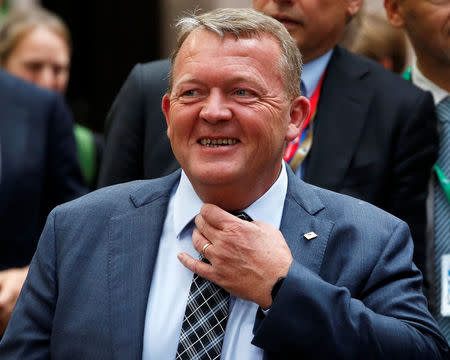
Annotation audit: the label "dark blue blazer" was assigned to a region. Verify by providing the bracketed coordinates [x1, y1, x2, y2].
[1, 168, 448, 359]
[0, 70, 87, 270]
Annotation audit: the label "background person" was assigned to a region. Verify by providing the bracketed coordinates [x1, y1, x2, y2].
[385, 0, 450, 341]
[341, 9, 408, 74]
[0, 7, 103, 188]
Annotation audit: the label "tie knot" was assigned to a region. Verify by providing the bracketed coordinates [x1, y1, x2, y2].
[229, 211, 253, 222]
[437, 96, 450, 123]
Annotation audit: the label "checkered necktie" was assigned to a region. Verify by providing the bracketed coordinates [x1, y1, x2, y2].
[434, 96, 450, 340]
[176, 211, 252, 360]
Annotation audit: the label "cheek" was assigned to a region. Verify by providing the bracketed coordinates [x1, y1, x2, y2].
[167, 106, 197, 140]
[244, 111, 287, 149]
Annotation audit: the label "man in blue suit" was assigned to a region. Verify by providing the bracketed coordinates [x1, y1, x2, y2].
[0, 8, 448, 359]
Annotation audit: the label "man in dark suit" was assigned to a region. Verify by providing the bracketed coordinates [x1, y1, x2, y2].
[0, 69, 86, 334]
[1, 9, 447, 358]
[385, 0, 450, 340]
[98, 0, 438, 290]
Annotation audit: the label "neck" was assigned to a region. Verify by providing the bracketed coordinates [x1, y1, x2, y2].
[190, 166, 282, 212]
[416, 53, 450, 93]
[302, 45, 336, 65]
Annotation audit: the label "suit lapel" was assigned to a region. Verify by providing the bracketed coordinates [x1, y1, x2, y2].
[280, 178, 333, 275]
[255, 169, 334, 351]
[304, 46, 374, 191]
[108, 172, 180, 359]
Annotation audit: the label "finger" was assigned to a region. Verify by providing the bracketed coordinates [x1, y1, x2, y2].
[194, 213, 216, 243]
[199, 203, 241, 230]
[192, 229, 213, 259]
[178, 252, 214, 281]
[192, 227, 211, 247]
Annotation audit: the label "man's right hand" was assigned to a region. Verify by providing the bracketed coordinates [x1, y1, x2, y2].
[0, 266, 29, 335]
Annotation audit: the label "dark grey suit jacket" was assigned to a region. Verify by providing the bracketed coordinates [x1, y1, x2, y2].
[1, 168, 448, 358]
[98, 47, 438, 288]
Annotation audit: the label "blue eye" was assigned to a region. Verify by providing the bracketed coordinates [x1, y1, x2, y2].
[182, 89, 197, 96]
[235, 89, 248, 96]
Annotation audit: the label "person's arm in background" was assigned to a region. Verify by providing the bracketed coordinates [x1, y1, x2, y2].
[97, 64, 148, 187]
[97, 60, 172, 187]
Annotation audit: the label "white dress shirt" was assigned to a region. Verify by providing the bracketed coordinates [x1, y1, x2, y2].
[301, 49, 333, 98]
[142, 163, 288, 360]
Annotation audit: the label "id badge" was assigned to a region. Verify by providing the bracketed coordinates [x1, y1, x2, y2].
[441, 254, 450, 316]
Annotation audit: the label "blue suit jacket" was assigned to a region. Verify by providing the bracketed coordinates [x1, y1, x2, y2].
[0, 168, 448, 359]
[0, 70, 87, 270]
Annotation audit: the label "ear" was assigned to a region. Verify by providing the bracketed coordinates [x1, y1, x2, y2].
[162, 94, 172, 137]
[285, 96, 310, 142]
[346, 0, 363, 18]
[384, 0, 406, 28]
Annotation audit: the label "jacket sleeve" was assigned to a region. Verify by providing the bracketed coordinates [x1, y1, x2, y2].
[44, 93, 87, 220]
[252, 220, 449, 359]
[97, 64, 147, 187]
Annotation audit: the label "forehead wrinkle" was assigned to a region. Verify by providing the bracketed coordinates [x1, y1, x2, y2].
[173, 57, 281, 92]
[172, 30, 285, 95]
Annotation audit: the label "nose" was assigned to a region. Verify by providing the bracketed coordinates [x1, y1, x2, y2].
[37, 67, 58, 92]
[199, 89, 232, 123]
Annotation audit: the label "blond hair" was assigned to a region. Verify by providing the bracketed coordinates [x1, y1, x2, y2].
[0, 7, 71, 65]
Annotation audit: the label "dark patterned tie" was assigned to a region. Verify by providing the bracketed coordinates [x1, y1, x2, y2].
[433, 96, 450, 341]
[176, 211, 252, 360]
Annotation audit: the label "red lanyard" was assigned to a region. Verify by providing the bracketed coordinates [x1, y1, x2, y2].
[284, 71, 326, 162]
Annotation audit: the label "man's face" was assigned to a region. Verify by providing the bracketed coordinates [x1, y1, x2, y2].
[386, 0, 450, 67]
[163, 30, 307, 197]
[253, 0, 361, 63]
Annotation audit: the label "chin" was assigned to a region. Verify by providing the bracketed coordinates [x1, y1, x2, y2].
[188, 166, 243, 187]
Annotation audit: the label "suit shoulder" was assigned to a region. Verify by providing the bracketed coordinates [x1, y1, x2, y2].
[332, 47, 430, 102]
[53, 171, 180, 218]
[0, 70, 59, 108]
[309, 182, 405, 232]
[288, 171, 404, 232]
[134, 59, 171, 83]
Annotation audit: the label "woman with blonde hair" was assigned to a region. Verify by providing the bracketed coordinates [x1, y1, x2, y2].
[0, 7, 102, 187]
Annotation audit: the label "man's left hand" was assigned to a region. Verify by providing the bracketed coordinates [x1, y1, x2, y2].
[178, 203, 292, 309]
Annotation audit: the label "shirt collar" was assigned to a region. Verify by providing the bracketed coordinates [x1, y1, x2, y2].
[302, 49, 333, 98]
[173, 162, 288, 237]
[412, 62, 449, 105]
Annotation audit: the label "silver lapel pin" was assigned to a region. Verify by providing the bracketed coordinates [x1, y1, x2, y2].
[303, 231, 318, 240]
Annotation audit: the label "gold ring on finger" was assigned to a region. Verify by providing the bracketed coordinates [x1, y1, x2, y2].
[201, 243, 211, 258]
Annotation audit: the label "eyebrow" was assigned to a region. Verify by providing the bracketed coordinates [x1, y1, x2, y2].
[173, 73, 267, 92]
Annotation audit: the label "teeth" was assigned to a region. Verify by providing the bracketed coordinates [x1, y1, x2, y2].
[200, 138, 238, 147]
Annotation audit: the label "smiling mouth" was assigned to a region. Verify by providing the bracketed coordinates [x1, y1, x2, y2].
[199, 138, 239, 148]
